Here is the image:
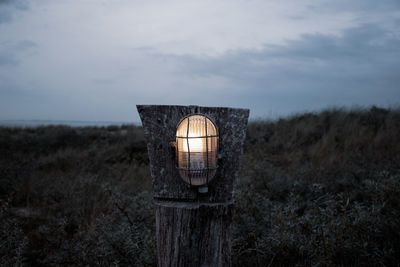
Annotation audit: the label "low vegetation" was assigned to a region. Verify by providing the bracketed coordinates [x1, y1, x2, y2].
[1, 106, 399, 266]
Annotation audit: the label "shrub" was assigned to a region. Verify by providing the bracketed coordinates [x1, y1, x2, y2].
[1, 107, 399, 266]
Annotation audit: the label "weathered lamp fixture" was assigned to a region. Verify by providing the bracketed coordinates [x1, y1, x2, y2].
[175, 114, 219, 193]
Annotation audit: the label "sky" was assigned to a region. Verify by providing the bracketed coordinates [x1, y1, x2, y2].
[1, 0, 399, 123]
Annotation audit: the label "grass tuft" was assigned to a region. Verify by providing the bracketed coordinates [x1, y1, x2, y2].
[1, 106, 399, 265]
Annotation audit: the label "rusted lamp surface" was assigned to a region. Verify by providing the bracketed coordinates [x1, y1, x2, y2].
[175, 114, 219, 189]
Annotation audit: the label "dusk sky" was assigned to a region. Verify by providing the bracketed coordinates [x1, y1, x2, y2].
[1, 0, 399, 123]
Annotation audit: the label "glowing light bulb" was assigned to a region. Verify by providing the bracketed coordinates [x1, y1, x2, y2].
[175, 114, 218, 186]
[182, 138, 204, 152]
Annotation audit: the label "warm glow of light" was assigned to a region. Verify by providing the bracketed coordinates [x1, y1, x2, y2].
[182, 138, 204, 152]
[176, 114, 218, 186]
[176, 115, 216, 153]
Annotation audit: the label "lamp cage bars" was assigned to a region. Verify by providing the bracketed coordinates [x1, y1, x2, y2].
[175, 114, 219, 187]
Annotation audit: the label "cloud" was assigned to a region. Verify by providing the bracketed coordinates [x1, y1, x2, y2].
[171, 23, 400, 116]
[14, 39, 36, 49]
[0, 51, 18, 66]
[0, 8, 12, 23]
[0, 0, 29, 24]
[0, 40, 37, 66]
[311, 0, 400, 12]
[0, 0, 29, 10]
[1, 1, 399, 121]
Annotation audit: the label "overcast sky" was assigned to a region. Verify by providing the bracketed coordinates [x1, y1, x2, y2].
[1, 0, 399, 123]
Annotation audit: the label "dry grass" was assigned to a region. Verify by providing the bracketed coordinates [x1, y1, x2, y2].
[0, 106, 399, 266]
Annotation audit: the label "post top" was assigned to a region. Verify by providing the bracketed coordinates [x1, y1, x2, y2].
[137, 104, 249, 114]
[137, 104, 249, 203]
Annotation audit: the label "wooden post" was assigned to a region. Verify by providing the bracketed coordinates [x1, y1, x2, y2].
[137, 105, 249, 267]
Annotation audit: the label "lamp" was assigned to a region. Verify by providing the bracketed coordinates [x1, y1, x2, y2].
[175, 114, 218, 193]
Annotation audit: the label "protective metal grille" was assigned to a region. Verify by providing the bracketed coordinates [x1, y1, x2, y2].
[176, 114, 218, 186]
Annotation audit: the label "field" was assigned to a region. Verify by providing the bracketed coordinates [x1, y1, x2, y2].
[1, 106, 399, 266]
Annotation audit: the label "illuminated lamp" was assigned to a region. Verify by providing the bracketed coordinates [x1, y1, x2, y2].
[175, 114, 218, 193]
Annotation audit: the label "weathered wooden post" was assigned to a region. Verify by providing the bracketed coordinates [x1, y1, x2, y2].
[137, 105, 249, 267]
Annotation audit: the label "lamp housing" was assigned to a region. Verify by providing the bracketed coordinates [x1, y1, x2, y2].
[175, 114, 219, 189]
